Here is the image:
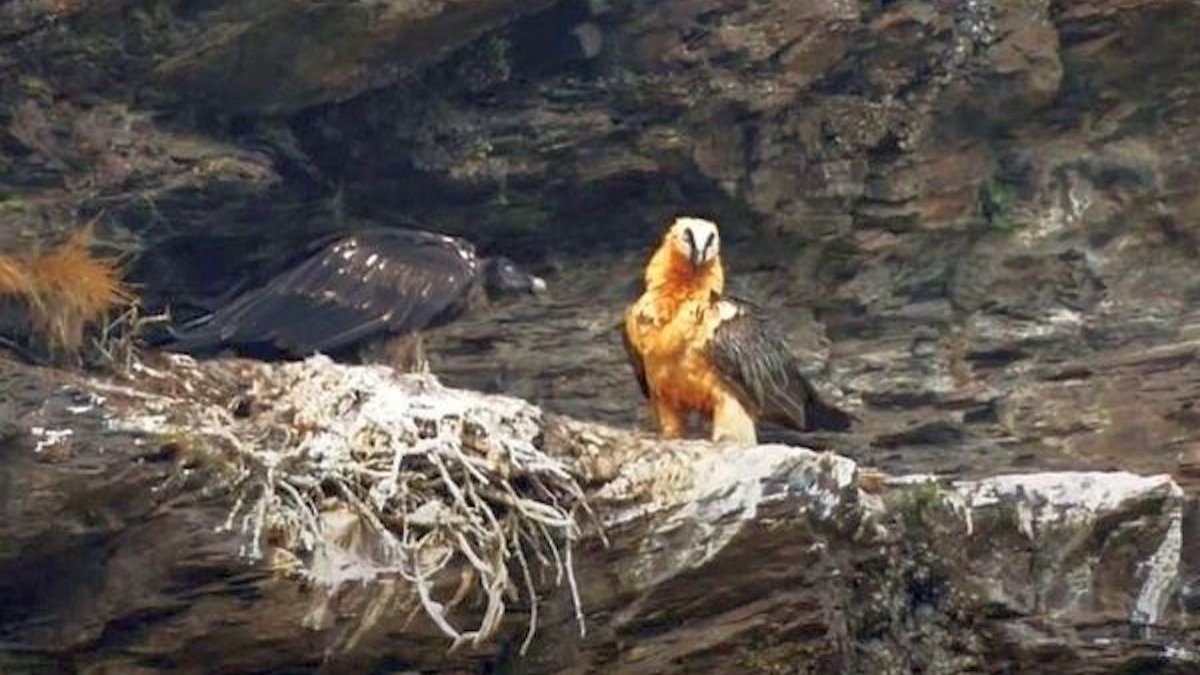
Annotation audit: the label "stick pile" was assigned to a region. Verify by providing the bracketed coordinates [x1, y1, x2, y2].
[101, 354, 594, 654]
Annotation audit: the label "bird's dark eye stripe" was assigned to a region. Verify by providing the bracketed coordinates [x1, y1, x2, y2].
[683, 228, 696, 249]
[703, 232, 714, 253]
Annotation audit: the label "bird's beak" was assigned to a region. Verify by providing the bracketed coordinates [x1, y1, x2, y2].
[530, 276, 548, 294]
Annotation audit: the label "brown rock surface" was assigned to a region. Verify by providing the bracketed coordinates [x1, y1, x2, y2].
[3, 0, 1200, 671]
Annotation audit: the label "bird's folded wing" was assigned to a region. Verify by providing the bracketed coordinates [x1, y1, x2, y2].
[167, 230, 477, 356]
[708, 295, 849, 431]
[620, 317, 650, 399]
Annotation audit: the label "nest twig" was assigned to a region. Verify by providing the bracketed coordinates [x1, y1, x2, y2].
[89, 301, 170, 374]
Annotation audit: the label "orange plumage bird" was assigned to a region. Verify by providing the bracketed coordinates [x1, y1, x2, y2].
[622, 216, 854, 444]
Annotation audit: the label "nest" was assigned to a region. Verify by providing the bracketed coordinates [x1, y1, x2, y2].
[98, 354, 596, 655]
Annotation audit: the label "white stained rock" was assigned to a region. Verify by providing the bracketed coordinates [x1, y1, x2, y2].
[594, 442, 860, 591]
[956, 471, 1184, 626]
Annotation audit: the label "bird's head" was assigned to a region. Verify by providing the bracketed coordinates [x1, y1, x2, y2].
[666, 216, 720, 268]
[481, 256, 548, 298]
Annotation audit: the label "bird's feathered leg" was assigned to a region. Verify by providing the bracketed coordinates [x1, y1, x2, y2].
[411, 333, 429, 374]
[362, 332, 429, 374]
[652, 397, 686, 439]
[712, 392, 757, 445]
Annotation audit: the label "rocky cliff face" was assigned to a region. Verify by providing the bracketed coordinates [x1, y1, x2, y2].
[0, 356, 1196, 674]
[4, 0, 1200, 483]
[2, 0, 1200, 672]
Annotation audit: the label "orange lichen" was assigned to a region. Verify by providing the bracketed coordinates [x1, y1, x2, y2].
[0, 223, 135, 358]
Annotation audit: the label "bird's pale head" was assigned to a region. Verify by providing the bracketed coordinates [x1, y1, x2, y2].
[482, 256, 547, 298]
[666, 216, 720, 268]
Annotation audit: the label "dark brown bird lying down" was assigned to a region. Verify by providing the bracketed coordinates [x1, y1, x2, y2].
[156, 228, 545, 364]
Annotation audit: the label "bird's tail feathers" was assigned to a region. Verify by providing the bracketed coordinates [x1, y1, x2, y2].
[805, 396, 856, 432]
[142, 312, 225, 353]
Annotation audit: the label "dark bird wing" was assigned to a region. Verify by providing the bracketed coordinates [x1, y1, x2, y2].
[621, 320, 649, 398]
[707, 295, 854, 432]
[166, 229, 479, 357]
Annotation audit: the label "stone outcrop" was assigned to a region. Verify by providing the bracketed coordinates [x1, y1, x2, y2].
[0, 357, 1197, 674]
